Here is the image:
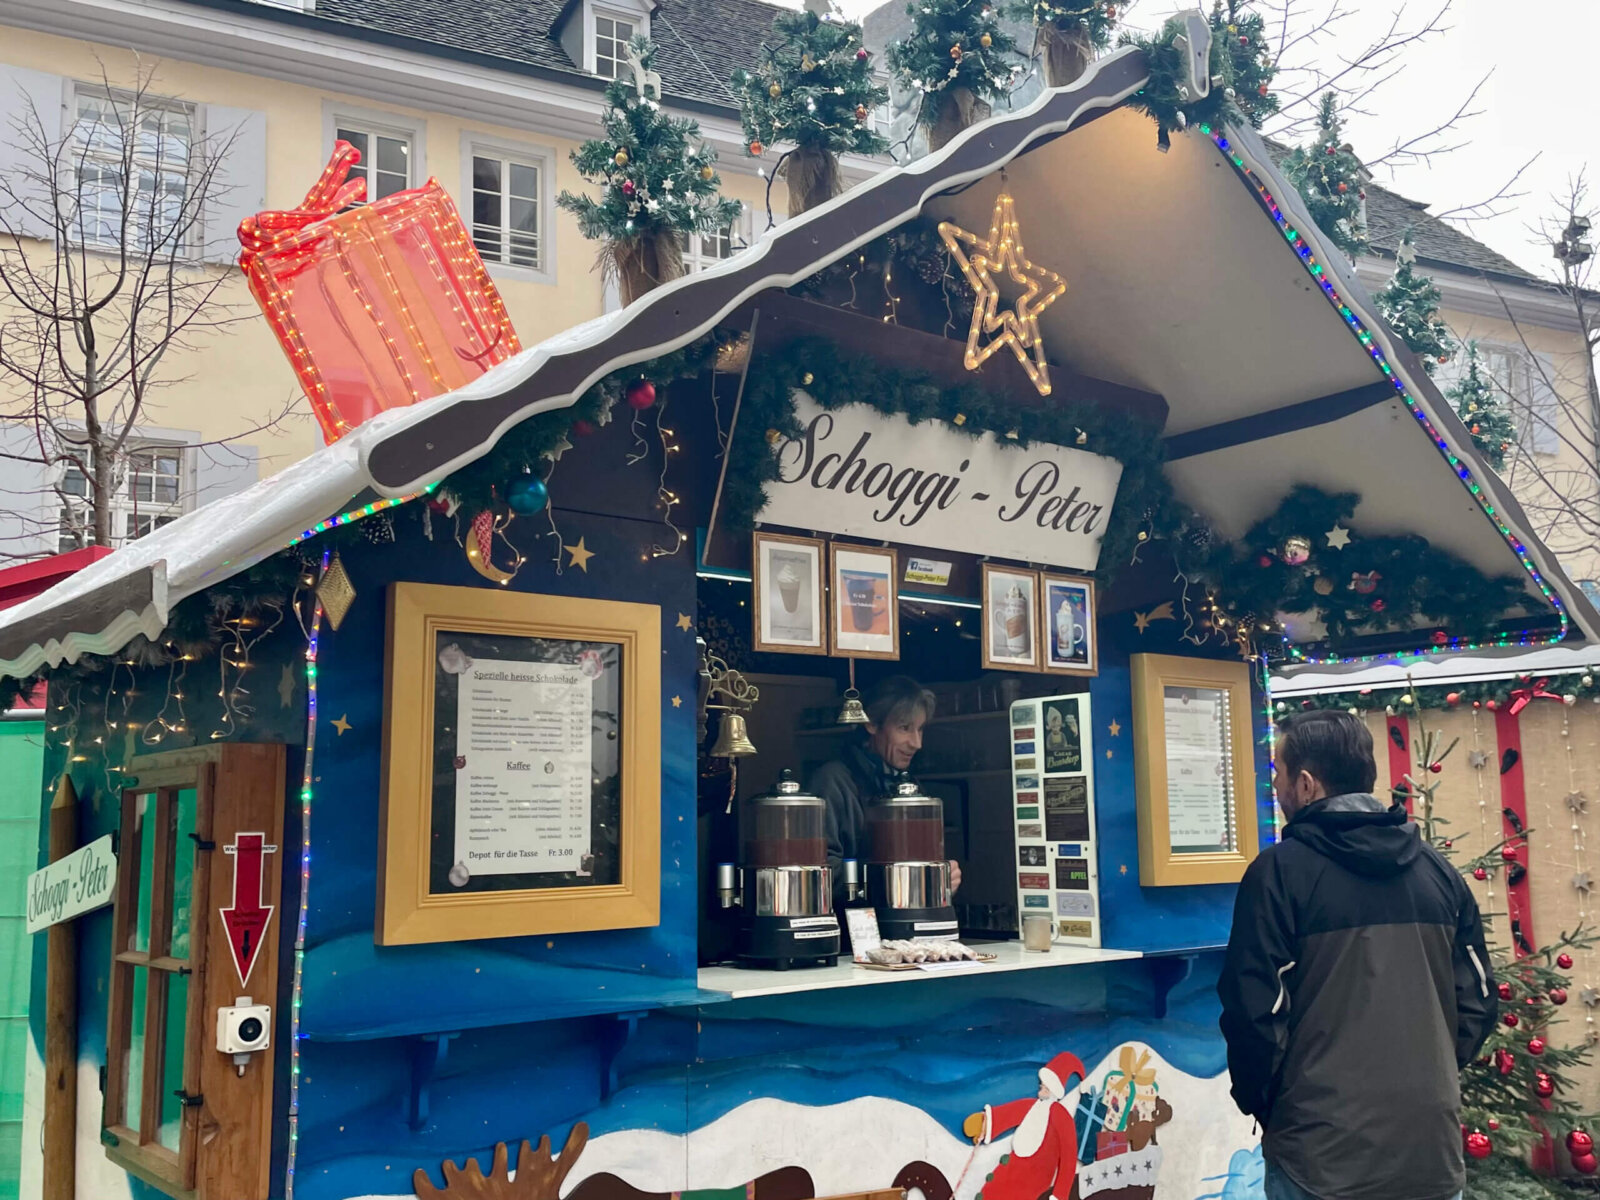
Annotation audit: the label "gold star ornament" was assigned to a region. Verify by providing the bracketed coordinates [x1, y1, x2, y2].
[938, 191, 1067, 397]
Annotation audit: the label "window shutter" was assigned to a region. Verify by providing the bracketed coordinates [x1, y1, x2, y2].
[0, 65, 65, 242]
[199, 104, 266, 265]
[0, 422, 56, 558]
[1530, 354, 1560, 455]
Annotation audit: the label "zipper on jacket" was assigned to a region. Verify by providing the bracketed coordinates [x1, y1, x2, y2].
[1271, 961, 1297, 1015]
[1467, 945, 1490, 997]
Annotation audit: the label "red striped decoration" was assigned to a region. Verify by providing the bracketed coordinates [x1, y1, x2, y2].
[1495, 708, 1536, 956]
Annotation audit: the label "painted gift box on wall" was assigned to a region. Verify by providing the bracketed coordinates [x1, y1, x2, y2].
[238, 140, 521, 443]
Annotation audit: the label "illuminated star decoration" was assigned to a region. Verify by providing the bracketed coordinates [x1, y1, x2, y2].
[564, 537, 595, 572]
[938, 191, 1067, 397]
[1134, 601, 1175, 634]
[676, 613, 693, 632]
[1325, 524, 1352, 550]
[331, 714, 352, 736]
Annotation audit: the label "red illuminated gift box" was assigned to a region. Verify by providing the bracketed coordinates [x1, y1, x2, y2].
[238, 141, 521, 443]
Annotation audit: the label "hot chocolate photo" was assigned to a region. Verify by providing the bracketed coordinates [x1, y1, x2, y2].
[1042, 574, 1097, 676]
[751, 533, 827, 655]
[828, 543, 899, 659]
[982, 563, 1041, 671]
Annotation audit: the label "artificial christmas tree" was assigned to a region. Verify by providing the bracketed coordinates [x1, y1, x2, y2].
[1005, 1, 1127, 89]
[1208, 0, 1278, 128]
[557, 37, 743, 304]
[888, 0, 1021, 151]
[1449, 342, 1518, 472]
[1376, 232, 1455, 375]
[1283, 92, 1368, 259]
[732, 6, 889, 217]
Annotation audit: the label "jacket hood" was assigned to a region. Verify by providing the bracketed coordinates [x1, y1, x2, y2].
[1283, 793, 1421, 878]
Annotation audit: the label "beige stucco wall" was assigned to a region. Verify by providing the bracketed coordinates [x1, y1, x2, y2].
[0, 24, 782, 478]
[1436, 302, 1599, 585]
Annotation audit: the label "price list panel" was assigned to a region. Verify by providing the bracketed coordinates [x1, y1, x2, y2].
[1009, 694, 1101, 947]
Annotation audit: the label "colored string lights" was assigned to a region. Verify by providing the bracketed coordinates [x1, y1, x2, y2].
[285, 486, 436, 548]
[283, 549, 329, 1200]
[1201, 125, 1570, 666]
[938, 190, 1067, 397]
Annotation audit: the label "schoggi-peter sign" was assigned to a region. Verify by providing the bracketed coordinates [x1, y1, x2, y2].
[760, 394, 1123, 572]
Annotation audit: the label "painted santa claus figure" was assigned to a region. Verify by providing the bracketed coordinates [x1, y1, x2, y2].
[962, 1052, 1086, 1200]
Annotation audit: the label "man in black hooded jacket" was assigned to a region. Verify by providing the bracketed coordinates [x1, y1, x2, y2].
[1219, 710, 1497, 1200]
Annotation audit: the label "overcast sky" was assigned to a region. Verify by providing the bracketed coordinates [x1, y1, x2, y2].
[805, 0, 1600, 278]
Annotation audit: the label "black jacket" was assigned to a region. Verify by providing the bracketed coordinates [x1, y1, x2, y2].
[809, 738, 910, 914]
[1219, 793, 1496, 1200]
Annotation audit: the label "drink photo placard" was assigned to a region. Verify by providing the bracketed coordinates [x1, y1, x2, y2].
[981, 563, 1041, 672]
[751, 532, 827, 655]
[829, 543, 899, 660]
[378, 583, 662, 945]
[1041, 573, 1097, 676]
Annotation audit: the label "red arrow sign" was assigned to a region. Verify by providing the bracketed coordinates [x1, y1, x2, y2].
[221, 832, 277, 987]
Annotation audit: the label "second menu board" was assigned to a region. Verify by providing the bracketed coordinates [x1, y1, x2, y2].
[1010, 693, 1101, 947]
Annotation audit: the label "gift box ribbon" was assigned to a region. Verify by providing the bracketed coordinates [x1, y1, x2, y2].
[1508, 678, 1561, 716]
[238, 140, 368, 258]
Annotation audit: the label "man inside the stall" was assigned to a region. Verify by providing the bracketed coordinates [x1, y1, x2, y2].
[811, 675, 962, 917]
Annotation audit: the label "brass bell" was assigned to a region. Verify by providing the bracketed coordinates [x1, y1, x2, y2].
[836, 687, 870, 725]
[710, 711, 757, 758]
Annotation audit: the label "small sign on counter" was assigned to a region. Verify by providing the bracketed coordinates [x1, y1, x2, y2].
[846, 908, 883, 963]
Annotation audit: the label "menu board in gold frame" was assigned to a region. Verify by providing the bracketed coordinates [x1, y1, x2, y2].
[377, 582, 661, 944]
[1131, 653, 1259, 887]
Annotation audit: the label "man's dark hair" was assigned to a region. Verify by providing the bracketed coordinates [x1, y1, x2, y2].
[865, 675, 936, 728]
[1277, 710, 1378, 798]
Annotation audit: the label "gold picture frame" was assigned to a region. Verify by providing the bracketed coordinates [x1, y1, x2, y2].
[1131, 653, 1259, 886]
[378, 582, 661, 944]
[751, 531, 828, 655]
[829, 543, 899, 660]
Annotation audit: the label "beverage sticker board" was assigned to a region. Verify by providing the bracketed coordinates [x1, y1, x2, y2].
[1010, 695, 1101, 947]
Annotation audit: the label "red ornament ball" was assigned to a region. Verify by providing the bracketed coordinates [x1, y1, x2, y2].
[1529, 1036, 1547, 1056]
[571, 419, 595, 437]
[1496, 1048, 1516, 1075]
[1474, 867, 1489, 881]
[1432, 630, 1449, 646]
[1504, 1012, 1520, 1028]
[1551, 987, 1569, 1005]
[1338, 182, 1349, 193]
[625, 379, 656, 410]
[1486, 699, 1499, 711]
[749, 140, 764, 156]
[1537, 1073, 1556, 1098]
[1575, 1152, 1599, 1176]
[1429, 762, 1443, 774]
[1559, 953, 1575, 970]
[1258, 84, 1270, 96]
[1239, 34, 1249, 45]
[856, 47, 869, 61]
[1446, 691, 1461, 705]
[1489, 1120, 1500, 1132]
[1502, 844, 1520, 862]
[1465, 1132, 1492, 1160]
[1370, 598, 1386, 612]
[1499, 981, 1514, 1001]
[621, 179, 636, 197]
[1569, 1130, 1595, 1155]
[1444, 840, 1453, 849]
[1325, 145, 1337, 155]
[1257, 554, 1274, 568]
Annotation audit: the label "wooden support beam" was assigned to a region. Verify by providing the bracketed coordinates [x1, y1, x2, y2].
[44, 772, 78, 1200]
[1163, 379, 1397, 461]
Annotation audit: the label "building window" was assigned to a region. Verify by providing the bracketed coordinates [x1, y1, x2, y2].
[71, 88, 195, 252]
[103, 780, 209, 1191]
[679, 221, 741, 273]
[1478, 344, 1560, 455]
[57, 444, 189, 555]
[471, 154, 542, 270]
[336, 124, 412, 201]
[594, 14, 635, 79]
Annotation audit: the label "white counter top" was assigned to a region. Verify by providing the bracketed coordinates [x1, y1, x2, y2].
[696, 940, 1143, 1001]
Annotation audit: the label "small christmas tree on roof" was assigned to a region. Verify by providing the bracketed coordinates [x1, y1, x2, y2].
[888, 0, 1021, 151]
[732, 5, 889, 217]
[1005, 1, 1129, 89]
[557, 36, 742, 305]
[1283, 92, 1368, 258]
[1449, 342, 1518, 472]
[1210, 0, 1278, 128]
[1377, 231, 1456, 375]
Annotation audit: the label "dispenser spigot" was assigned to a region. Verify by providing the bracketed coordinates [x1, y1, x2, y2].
[716, 862, 739, 908]
[844, 858, 862, 902]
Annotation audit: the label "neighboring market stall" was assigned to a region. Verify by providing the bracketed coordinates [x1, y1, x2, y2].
[7, 17, 1600, 1200]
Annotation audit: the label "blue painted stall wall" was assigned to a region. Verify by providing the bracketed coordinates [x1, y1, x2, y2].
[297, 507, 703, 1045]
[295, 953, 1232, 1200]
[1087, 614, 1272, 953]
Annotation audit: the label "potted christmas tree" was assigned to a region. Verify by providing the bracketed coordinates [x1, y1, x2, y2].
[558, 37, 743, 304]
[1006, 1, 1125, 90]
[888, 0, 1020, 151]
[1377, 231, 1456, 375]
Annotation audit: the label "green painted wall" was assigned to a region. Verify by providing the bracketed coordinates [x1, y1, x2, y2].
[0, 720, 44, 1200]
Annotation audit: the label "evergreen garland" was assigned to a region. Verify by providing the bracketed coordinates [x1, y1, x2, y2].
[1287, 670, 1600, 715]
[1282, 92, 1369, 258]
[887, 0, 1023, 129]
[1449, 342, 1517, 472]
[556, 37, 741, 245]
[1182, 484, 1531, 653]
[732, 10, 889, 161]
[1376, 232, 1455, 375]
[1209, 0, 1278, 128]
[718, 335, 1175, 585]
[1006, 0, 1124, 51]
[1121, 14, 1233, 145]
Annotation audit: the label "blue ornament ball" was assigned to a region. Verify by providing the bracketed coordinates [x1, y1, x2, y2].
[506, 475, 549, 514]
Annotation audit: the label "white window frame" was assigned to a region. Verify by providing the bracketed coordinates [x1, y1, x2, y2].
[459, 134, 557, 286]
[680, 206, 753, 274]
[585, 2, 651, 79]
[56, 437, 195, 555]
[322, 102, 427, 204]
[1472, 340, 1561, 457]
[67, 81, 202, 258]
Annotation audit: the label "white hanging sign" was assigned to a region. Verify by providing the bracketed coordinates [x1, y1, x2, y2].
[759, 395, 1123, 572]
[27, 835, 116, 934]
